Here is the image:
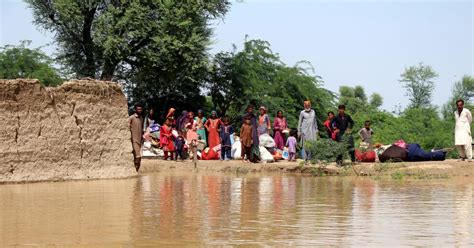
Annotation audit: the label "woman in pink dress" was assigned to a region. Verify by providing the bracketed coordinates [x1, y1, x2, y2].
[186, 111, 198, 143]
[273, 110, 288, 150]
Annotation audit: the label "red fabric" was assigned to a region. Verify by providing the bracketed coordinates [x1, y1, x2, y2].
[206, 119, 221, 149]
[272, 151, 283, 160]
[159, 125, 175, 151]
[355, 149, 376, 162]
[201, 149, 219, 160]
[394, 140, 408, 149]
[324, 120, 336, 140]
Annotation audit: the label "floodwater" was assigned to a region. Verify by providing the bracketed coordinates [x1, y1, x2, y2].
[0, 174, 473, 247]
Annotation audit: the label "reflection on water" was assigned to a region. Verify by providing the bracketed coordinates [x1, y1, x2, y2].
[0, 174, 473, 246]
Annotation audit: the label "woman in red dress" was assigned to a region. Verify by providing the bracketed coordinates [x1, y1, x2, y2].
[160, 118, 175, 160]
[204, 111, 222, 149]
[273, 110, 288, 150]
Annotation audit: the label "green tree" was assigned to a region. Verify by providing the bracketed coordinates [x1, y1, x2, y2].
[442, 75, 474, 119]
[0, 41, 62, 86]
[26, 0, 230, 113]
[399, 62, 438, 109]
[27, 0, 229, 80]
[338, 85, 371, 114]
[369, 93, 383, 109]
[452, 75, 474, 101]
[209, 39, 334, 128]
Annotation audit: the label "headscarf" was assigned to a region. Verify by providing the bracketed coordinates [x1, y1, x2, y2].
[210, 110, 217, 119]
[176, 110, 188, 131]
[166, 108, 176, 118]
[259, 106, 266, 113]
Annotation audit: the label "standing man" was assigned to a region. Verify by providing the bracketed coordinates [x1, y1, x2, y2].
[297, 100, 318, 164]
[454, 99, 472, 162]
[332, 104, 355, 164]
[129, 103, 144, 172]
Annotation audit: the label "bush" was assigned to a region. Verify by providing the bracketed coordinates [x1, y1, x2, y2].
[305, 138, 348, 163]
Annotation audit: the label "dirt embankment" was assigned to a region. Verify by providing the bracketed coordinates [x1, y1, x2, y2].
[0, 79, 136, 183]
[140, 159, 474, 179]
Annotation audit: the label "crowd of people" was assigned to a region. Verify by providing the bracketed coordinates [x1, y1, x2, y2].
[128, 99, 472, 172]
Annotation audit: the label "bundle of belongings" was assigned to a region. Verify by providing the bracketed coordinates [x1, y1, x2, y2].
[142, 124, 163, 157]
[378, 140, 447, 163]
[259, 134, 284, 162]
[354, 149, 376, 162]
[200, 144, 221, 160]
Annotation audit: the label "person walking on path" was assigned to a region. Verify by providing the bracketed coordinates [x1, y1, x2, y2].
[128, 103, 144, 172]
[454, 99, 472, 162]
[297, 100, 318, 163]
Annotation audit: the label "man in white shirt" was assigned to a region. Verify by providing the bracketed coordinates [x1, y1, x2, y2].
[454, 99, 472, 162]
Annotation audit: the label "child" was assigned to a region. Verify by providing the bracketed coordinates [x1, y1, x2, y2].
[220, 116, 234, 160]
[240, 116, 253, 162]
[358, 120, 374, 148]
[286, 129, 297, 162]
[175, 131, 186, 161]
[159, 117, 175, 160]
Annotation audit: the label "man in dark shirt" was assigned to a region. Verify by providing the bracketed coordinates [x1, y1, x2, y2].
[332, 104, 355, 164]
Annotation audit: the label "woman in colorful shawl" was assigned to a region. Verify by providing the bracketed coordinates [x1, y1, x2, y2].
[194, 109, 207, 146]
[166, 108, 176, 127]
[176, 110, 188, 133]
[242, 105, 260, 162]
[205, 111, 222, 149]
[323, 111, 336, 140]
[257, 106, 271, 136]
[273, 110, 288, 150]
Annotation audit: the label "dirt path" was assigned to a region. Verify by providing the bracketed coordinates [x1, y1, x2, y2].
[141, 158, 474, 179]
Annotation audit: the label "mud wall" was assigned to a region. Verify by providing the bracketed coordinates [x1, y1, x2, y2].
[0, 79, 135, 182]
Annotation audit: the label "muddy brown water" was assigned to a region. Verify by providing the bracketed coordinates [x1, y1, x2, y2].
[0, 173, 472, 246]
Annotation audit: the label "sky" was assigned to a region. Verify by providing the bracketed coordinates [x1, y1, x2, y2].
[1, 0, 473, 111]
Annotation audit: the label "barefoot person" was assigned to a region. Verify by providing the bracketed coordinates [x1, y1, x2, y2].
[128, 103, 144, 172]
[297, 100, 318, 163]
[454, 99, 472, 162]
[240, 116, 253, 162]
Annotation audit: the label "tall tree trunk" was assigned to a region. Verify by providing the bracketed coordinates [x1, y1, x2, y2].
[81, 7, 97, 78]
[100, 60, 117, 81]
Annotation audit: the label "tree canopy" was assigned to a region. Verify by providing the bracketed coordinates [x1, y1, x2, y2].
[208, 39, 334, 128]
[26, 0, 230, 113]
[0, 41, 62, 86]
[399, 62, 438, 109]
